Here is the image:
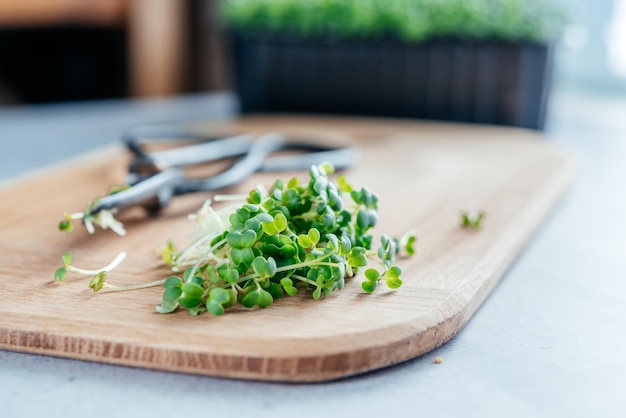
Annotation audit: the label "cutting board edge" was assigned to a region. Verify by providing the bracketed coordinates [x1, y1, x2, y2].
[0, 301, 465, 382]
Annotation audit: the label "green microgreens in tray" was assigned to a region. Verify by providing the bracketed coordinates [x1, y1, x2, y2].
[55, 163, 416, 316]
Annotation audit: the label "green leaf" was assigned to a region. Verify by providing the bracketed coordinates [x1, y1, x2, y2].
[164, 276, 182, 288]
[297, 234, 313, 248]
[287, 177, 299, 188]
[339, 236, 352, 254]
[241, 229, 257, 247]
[319, 162, 334, 175]
[58, 219, 73, 233]
[241, 287, 273, 309]
[262, 212, 287, 236]
[217, 263, 239, 283]
[206, 299, 225, 316]
[223, 288, 238, 308]
[182, 282, 204, 298]
[258, 289, 274, 308]
[364, 268, 380, 282]
[156, 299, 178, 314]
[255, 213, 273, 223]
[281, 278, 297, 296]
[348, 248, 368, 267]
[229, 211, 246, 227]
[384, 266, 402, 280]
[231, 248, 243, 264]
[177, 295, 203, 309]
[227, 229, 257, 248]
[361, 280, 377, 293]
[326, 233, 339, 251]
[261, 220, 279, 236]
[252, 256, 277, 279]
[163, 286, 182, 302]
[308, 228, 320, 245]
[206, 287, 232, 316]
[337, 175, 352, 193]
[312, 287, 322, 300]
[89, 271, 107, 292]
[385, 277, 403, 289]
[61, 251, 72, 268]
[209, 287, 230, 304]
[248, 189, 262, 204]
[241, 247, 255, 265]
[404, 235, 415, 255]
[356, 209, 377, 229]
[460, 211, 485, 228]
[244, 217, 262, 232]
[273, 212, 288, 232]
[54, 267, 67, 282]
[161, 240, 176, 264]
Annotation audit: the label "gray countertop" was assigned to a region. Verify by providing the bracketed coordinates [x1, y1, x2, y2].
[0, 89, 624, 417]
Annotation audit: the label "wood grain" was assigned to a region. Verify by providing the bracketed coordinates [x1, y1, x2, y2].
[0, 116, 574, 381]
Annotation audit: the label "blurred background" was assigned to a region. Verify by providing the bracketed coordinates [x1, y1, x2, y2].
[0, 0, 622, 107]
[0, 0, 228, 105]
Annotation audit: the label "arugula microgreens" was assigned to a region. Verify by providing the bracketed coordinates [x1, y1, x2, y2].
[56, 164, 416, 316]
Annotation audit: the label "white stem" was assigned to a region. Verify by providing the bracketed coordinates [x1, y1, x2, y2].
[175, 233, 217, 265]
[69, 212, 85, 220]
[205, 204, 225, 231]
[213, 194, 247, 202]
[67, 252, 127, 275]
[102, 278, 166, 292]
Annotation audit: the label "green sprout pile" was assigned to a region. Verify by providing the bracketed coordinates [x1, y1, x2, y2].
[55, 163, 415, 316]
[157, 163, 414, 316]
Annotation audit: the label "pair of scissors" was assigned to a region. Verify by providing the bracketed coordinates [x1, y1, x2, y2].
[88, 123, 359, 216]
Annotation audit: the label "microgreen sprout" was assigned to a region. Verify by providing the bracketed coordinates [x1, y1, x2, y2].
[58, 206, 126, 236]
[54, 251, 129, 292]
[58, 183, 129, 236]
[460, 211, 485, 229]
[399, 231, 417, 256]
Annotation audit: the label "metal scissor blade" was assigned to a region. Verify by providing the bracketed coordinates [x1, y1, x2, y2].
[174, 132, 287, 194]
[129, 134, 253, 172]
[260, 146, 360, 172]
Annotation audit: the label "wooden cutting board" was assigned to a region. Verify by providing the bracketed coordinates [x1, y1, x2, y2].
[0, 116, 574, 381]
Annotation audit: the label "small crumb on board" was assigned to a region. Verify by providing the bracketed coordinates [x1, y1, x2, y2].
[434, 356, 443, 364]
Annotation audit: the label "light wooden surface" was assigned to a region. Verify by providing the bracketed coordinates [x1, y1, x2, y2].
[0, 116, 574, 381]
